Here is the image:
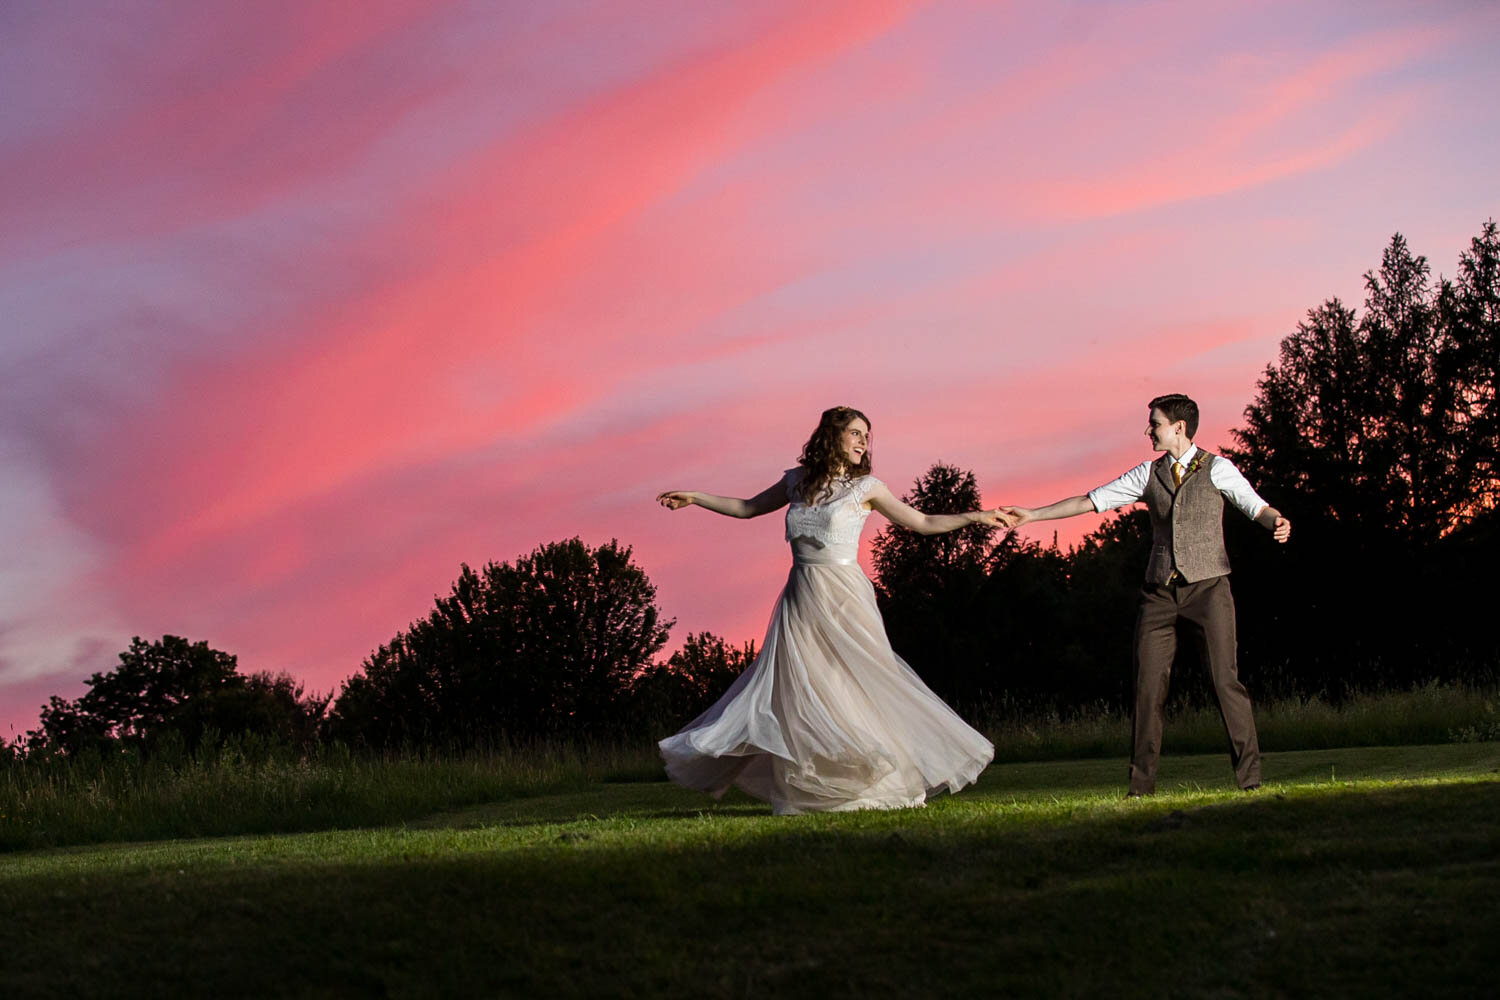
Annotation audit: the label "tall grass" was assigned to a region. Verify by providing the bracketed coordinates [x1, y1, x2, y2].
[981, 680, 1499, 762]
[0, 737, 660, 853]
[4, 682, 1495, 852]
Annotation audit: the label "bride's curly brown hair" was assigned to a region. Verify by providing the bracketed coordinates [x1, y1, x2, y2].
[795, 405, 873, 504]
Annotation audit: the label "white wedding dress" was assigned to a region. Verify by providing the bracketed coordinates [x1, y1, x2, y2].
[659, 471, 994, 814]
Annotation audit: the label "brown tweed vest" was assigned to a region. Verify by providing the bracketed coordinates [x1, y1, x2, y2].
[1142, 452, 1232, 585]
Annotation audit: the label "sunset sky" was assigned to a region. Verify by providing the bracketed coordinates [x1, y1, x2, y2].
[3, 0, 1497, 739]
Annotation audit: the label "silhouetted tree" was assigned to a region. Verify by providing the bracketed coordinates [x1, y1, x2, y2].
[172, 671, 330, 750]
[1050, 508, 1153, 706]
[1229, 298, 1368, 530]
[1229, 226, 1500, 545]
[328, 538, 673, 747]
[1222, 222, 1500, 695]
[974, 533, 1071, 707]
[871, 463, 998, 591]
[631, 632, 755, 733]
[1437, 219, 1500, 521]
[1361, 234, 1463, 541]
[872, 463, 1009, 708]
[30, 695, 113, 757]
[26, 636, 328, 755]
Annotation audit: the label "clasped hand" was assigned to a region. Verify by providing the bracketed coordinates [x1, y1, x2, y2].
[995, 507, 1029, 528]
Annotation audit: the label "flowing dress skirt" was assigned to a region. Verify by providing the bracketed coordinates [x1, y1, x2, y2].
[659, 558, 994, 814]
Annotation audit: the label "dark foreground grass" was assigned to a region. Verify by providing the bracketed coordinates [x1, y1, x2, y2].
[2, 743, 1496, 999]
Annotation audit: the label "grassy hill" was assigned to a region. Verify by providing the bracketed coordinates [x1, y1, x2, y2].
[3, 743, 1497, 998]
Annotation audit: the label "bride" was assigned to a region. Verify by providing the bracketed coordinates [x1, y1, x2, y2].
[656, 405, 1000, 814]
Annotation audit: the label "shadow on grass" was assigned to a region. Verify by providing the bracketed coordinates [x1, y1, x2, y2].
[3, 777, 1496, 999]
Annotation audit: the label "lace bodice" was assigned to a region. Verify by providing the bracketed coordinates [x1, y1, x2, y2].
[784, 470, 882, 560]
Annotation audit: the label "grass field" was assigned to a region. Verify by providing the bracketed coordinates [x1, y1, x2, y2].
[7, 684, 1496, 853]
[3, 743, 1497, 998]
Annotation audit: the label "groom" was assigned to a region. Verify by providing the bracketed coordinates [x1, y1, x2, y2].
[1000, 394, 1291, 795]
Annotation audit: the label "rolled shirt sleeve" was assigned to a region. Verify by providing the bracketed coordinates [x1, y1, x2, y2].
[1088, 461, 1154, 513]
[1209, 456, 1270, 521]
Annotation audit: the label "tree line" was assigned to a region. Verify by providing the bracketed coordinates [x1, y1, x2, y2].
[15, 546, 755, 757]
[12, 221, 1499, 758]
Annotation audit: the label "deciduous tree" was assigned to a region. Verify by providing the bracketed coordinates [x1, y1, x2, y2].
[328, 538, 672, 747]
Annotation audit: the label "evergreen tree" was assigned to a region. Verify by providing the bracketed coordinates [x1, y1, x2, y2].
[1222, 222, 1500, 694]
[1228, 225, 1500, 544]
[1438, 219, 1500, 521]
[871, 463, 1005, 708]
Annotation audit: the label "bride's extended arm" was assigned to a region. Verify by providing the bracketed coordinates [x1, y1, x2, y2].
[657, 476, 791, 519]
[866, 482, 1005, 535]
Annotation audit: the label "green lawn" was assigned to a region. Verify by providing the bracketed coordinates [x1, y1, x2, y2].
[3, 743, 1497, 998]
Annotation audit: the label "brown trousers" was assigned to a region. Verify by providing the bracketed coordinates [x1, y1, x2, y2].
[1129, 574, 1261, 794]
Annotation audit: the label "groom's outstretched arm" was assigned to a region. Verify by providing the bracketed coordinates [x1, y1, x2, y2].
[1210, 457, 1291, 543]
[1002, 461, 1149, 527]
[998, 495, 1095, 528]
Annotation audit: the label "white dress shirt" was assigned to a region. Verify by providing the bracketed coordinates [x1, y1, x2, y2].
[1087, 444, 1269, 521]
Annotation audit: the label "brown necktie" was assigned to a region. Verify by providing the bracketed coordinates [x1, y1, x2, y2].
[1172, 461, 1183, 488]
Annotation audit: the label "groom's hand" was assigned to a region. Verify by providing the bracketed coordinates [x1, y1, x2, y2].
[1272, 516, 1291, 543]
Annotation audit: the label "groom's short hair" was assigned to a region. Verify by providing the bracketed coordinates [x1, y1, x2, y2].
[1149, 393, 1199, 439]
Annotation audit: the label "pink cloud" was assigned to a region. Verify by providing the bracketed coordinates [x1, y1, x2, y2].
[0, 0, 462, 259]
[54, 0, 922, 534]
[18, 2, 927, 696]
[5, 0, 1494, 741]
[1019, 25, 1451, 221]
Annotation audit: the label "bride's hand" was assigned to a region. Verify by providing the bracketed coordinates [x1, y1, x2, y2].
[973, 508, 1008, 527]
[657, 491, 695, 510]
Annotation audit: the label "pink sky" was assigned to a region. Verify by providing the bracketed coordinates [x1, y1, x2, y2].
[3, 0, 1497, 740]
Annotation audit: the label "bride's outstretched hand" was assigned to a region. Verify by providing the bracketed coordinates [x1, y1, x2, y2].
[975, 508, 1009, 527]
[657, 491, 694, 510]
